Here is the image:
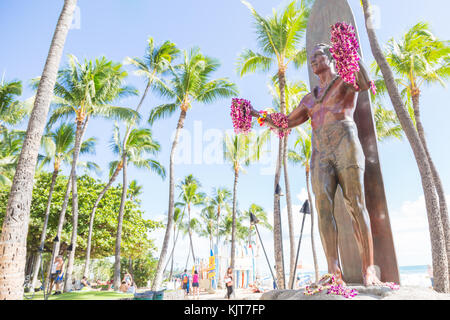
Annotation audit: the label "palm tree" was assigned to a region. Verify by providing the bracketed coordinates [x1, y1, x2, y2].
[211, 187, 232, 248]
[361, 0, 449, 293]
[382, 22, 450, 272]
[163, 204, 185, 281]
[43, 55, 138, 292]
[0, 0, 77, 299]
[237, 0, 310, 289]
[149, 47, 238, 290]
[210, 187, 232, 287]
[242, 203, 272, 240]
[30, 122, 97, 289]
[113, 126, 166, 290]
[198, 199, 218, 251]
[287, 125, 319, 284]
[177, 174, 206, 268]
[128, 180, 143, 201]
[223, 133, 262, 271]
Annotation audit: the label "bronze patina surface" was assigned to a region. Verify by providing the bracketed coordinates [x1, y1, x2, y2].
[251, 0, 399, 285]
[304, 0, 399, 284]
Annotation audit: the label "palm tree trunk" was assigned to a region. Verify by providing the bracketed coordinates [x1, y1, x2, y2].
[0, 0, 77, 300]
[306, 168, 319, 283]
[273, 139, 285, 289]
[362, 0, 449, 293]
[45, 175, 72, 294]
[64, 117, 89, 292]
[187, 204, 196, 264]
[83, 163, 123, 278]
[31, 168, 59, 290]
[152, 109, 187, 291]
[113, 152, 128, 290]
[273, 68, 287, 289]
[283, 136, 296, 289]
[230, 168, 239, 269]
[166, 225, 178, 281]
[185, 246, 191, 270]
[412, 94, 450, 276]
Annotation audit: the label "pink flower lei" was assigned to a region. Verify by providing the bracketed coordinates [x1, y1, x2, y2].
[304, 274, 358, 299]
[330, 22, 360, 90]
[330, 22, 377, 95]
[230, 98, 253, 135]
[268, 112, 291, 139]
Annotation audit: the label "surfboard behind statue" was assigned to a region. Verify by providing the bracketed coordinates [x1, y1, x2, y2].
[306, 0, 399, 284]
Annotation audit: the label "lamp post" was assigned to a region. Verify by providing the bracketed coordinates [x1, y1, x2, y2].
[290, 199, 311, 289]
[250, 212, 278, 290]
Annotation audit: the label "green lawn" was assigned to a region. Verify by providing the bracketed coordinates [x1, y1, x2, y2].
[26, 290, 134, 300]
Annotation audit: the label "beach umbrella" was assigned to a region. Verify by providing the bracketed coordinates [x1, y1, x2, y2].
[291, 199, 311, 289]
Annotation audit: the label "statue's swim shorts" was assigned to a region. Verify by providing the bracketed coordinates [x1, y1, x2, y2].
[311, 120, 365, 173]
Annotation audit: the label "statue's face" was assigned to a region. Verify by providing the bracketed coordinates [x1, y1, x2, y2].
[311, 47, 331, 75]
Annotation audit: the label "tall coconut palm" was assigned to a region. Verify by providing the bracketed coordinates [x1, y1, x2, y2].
[177, 174, 206, 268]
[30, 122, 97, 289]
[210, 187, 232, 287]
[0, 0, 77, 299]
[237, 0, 310, 289]
[43, 55, 138, 292]
[382, 22, 450, 272]
[149, 48, 238, 290]
[210, 187, 232, 248]
[198, 199, 218, 251]
[112, 126, 166, 290]
[287, 125, 319, 284]
[361, 0, 449, 292]
[162, 204, 185, 281]
[223, 133, 262, 270]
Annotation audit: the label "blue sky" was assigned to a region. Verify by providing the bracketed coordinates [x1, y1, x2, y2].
[1, 0, 449, 273]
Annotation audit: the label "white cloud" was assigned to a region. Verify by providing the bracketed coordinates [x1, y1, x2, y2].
[388, 194, 450, 266]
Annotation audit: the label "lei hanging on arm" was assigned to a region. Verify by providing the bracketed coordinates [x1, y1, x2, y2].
[230, 98, 253, 135]
[330, 22, 376, 95]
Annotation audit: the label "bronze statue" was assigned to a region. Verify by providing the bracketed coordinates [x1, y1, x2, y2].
[251, 43, 382, 286]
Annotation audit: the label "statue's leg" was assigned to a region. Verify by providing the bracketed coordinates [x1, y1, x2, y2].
[311, 159, 342, 283]
[337, 166, 381, 286]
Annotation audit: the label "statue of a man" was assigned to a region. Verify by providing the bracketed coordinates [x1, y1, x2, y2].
[251, 43, 381, 286]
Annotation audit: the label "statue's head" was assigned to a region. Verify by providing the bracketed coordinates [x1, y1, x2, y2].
[311, 43, 334, 75]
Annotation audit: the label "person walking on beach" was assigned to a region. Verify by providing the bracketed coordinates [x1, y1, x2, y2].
[49, 255, 64, 295]
[192, 270, 200, 299]
[181, 269, 190, 298]
[224, 267, 234, 300]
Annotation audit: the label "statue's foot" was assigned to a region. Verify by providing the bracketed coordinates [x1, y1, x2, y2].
[363, 266, 383, 286]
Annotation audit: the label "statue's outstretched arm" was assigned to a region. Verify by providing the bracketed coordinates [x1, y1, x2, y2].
[250, 94, 310, 130]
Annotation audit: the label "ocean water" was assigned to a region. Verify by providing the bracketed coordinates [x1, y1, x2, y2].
[398, 265, 432, 288]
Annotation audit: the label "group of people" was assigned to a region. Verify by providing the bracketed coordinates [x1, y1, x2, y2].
[179, 267, 235, 300]
[47, 255, 135, 294]
[180, 269, 200, 299]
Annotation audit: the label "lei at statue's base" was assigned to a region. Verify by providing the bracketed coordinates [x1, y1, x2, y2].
[260, 284, 450, 300]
